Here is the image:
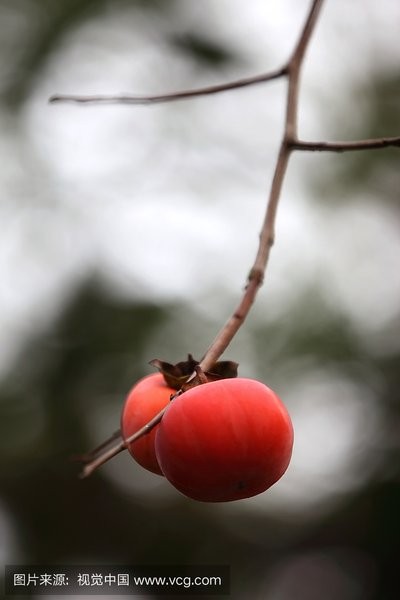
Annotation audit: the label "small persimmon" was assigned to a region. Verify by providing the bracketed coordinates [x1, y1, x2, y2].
[121, 373, 174, 475]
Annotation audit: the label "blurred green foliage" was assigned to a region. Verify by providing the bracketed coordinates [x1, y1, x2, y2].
[1, 279, 399, 598]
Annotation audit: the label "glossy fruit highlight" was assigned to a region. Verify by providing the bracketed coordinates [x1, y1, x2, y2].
[155, 378, 293, 502]
[121, 373, 174, 475]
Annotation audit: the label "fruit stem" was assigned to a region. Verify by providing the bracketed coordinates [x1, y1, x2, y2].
[194, 365, 209, 385]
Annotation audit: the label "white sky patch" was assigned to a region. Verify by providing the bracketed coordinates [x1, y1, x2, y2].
[1, 0, 398, 352]
[1, 0, 399, 366]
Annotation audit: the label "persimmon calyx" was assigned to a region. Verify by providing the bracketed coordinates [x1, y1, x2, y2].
[149, 354, 238, 391]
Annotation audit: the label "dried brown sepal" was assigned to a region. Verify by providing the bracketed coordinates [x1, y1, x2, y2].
[207, 360, 239, 380]
[149, 354, 199, 390]
[149, 354, 238, 391]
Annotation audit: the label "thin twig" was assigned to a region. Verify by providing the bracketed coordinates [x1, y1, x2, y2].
[74, 429, 121, 463]
[80, 403, 175, 478]
[49, 68, 286, 106]
[285, 0, 324, 138]
[291, 136, 400, 152]
[79, 439, 125, 478]
[78, 0, 325, 478]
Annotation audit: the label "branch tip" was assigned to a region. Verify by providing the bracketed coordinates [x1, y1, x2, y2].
[48, 68, 287, 106]
[292, 136, 400, 153]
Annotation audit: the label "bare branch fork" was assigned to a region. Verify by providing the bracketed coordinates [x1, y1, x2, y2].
[70, 0, 398, 478]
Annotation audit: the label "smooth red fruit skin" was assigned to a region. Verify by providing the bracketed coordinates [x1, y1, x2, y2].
[155, 378, 293, 502]
[121, 373, 174, 476]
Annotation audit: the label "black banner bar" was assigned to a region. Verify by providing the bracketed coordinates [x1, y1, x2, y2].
[4, 565, 230, 596]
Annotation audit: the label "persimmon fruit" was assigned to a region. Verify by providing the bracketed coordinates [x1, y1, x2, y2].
[155, 378, 293, 502]
[121, 373, 174, 475]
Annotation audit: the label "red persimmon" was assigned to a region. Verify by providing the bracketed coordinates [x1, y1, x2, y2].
[155, 378, 293, 502]
[121, 373, 174, 475]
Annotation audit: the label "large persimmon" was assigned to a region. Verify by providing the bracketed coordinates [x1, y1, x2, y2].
[155, 378, 293, 502]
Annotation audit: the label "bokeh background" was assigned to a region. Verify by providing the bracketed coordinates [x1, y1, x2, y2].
[1, 0, 400, 598]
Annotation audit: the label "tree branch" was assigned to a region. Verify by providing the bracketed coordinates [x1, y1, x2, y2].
[78, 0, 326, 478]
[49, 68, 286, 106]
[291, 136, 400, 152]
